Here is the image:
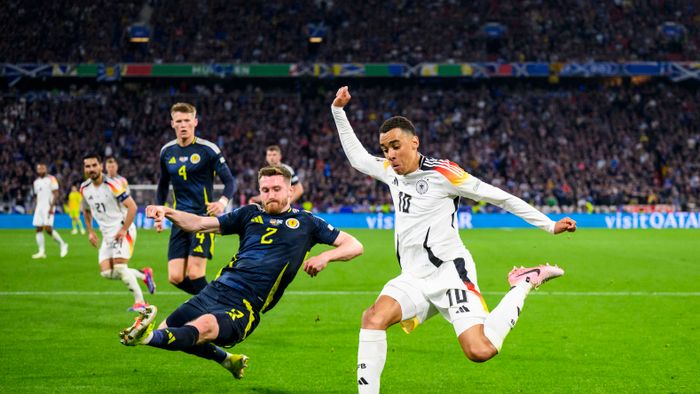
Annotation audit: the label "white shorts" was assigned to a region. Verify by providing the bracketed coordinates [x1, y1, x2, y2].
[32, 206, 55, 227]
[98, 225, 137, 262]
[380, 255, 489, 337]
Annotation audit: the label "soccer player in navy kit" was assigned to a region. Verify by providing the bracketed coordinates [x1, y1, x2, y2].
[157, 102, 236, 295]
[120, 166, 364, 379]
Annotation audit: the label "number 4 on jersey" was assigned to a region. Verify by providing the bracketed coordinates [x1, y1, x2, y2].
[178, 165, 187, 180]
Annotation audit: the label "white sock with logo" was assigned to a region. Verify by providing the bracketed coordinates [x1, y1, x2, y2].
[483, 280, 532, 351]
[357, 329, 386, 394]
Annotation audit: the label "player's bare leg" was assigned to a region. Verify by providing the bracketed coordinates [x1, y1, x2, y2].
[167, 257, 190, 290]
[357, 295, 402, 394]
[457, 324, 499, 362]
[185, 255, 208, 293]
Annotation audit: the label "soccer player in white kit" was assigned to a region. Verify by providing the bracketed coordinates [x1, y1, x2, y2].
[81, 154, 156, 311]
[105, 156, 131, 194]
[330, 87, 577, 394]
[32, 163, 68, 259]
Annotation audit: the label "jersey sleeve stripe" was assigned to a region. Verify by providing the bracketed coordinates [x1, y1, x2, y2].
[432, 164, 469, 186]
[160, 139, 178, 154]
[195, 138, 222, 154]
[104, 180, 125, 195]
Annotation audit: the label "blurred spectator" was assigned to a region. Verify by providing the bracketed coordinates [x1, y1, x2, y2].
[1, 0, 698, 63]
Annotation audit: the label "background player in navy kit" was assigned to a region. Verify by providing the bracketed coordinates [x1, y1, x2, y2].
[157, 102, 236, 295]
[120, 166, 363, 379]
[249, 145, 304, 205]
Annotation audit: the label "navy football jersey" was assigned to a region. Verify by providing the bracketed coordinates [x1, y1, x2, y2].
[215, 204, 340, 313]
[158, 137, 232, 215]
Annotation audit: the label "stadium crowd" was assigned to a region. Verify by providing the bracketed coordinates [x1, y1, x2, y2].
[1, 80, 698, 214]
[1, 0, 697, 63]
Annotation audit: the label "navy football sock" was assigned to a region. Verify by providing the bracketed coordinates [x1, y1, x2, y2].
[174, 277, 197, 295]
[183, 343, 228, 363]
[190, 276, 208, 294]
[147, 325, 199, 351]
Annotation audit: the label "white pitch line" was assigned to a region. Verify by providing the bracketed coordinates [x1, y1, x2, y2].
[0, 291, 698, 297]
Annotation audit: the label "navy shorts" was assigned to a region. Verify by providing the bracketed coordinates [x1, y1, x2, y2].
[165, 281, 260, 347]
[167, 225, 215, 260]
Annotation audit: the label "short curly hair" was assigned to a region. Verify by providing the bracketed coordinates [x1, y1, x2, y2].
[379, 116, 416, 135]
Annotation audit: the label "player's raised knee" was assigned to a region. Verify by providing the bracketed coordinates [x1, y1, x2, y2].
[189, 314, 219, 342]
[462, 343, 497, 363]
[168, 272, 185, 285]
[361, 306, 390, 330]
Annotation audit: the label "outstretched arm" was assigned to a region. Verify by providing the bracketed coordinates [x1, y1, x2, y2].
[303, 231, 364, 277]
[331, 86, 389, 181]
[146, 205, 221, 234]
[456, 175, 576, 234]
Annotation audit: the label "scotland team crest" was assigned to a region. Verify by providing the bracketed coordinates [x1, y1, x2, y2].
[285, 218, 300, 229]
[191, 153, 201, 164]
[416, 179, 429, 194]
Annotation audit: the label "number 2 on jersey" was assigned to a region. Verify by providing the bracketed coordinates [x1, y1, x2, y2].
[260, 227, 277, 244]
[178, 165, 187, 181]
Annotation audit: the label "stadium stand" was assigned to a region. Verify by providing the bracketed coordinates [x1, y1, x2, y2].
[1, 79, 698, 213]
[1, 0, 697, 63]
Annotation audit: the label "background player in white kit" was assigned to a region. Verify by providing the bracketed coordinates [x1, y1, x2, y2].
[81, 154, 156, 311]
[105, 156, 130, 194]
[331, 87, 577, 394]
[32, 163, 68, 259]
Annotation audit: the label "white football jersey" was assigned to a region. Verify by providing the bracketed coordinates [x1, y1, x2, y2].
[332, 106, 556, 277]
[80, 175, 130, 236]
[33, 175, 59, 208]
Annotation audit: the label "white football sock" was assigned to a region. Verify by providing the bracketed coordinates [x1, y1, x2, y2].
[130, 269, 145, 280]
[357, 329, 386, 394]
[113, 264, 144, 303]
[51, 230, 65, 245]
[483, 280, 532, 351]
[36, 232, 45, 253]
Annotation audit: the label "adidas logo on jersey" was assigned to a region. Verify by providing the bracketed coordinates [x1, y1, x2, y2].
[250, 215, 263, 224]
[455, 305, 470, 314]
[168, 157, 176, 164]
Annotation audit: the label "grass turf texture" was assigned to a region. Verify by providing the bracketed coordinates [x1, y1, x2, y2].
[0, 228, 697, 393]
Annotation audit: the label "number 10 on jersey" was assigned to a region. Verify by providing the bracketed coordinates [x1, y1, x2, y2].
[398, 191, 412, 213]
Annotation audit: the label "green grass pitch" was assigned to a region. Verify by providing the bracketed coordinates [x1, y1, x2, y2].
[0, 228, 698, 393]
